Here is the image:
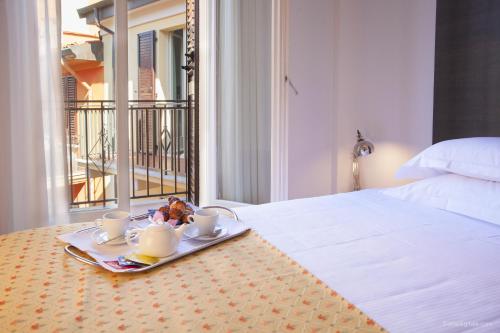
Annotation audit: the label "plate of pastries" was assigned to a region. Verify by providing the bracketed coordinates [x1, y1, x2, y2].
[150, 196, 195, 227]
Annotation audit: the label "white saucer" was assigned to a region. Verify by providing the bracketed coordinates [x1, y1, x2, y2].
[91, 229, 127, 246]
[184, 225, 228, 241]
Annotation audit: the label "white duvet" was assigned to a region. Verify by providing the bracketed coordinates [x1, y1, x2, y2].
[235, 190, 500, 333]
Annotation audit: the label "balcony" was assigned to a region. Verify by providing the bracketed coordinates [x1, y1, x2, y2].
[65, 100, 188, 209]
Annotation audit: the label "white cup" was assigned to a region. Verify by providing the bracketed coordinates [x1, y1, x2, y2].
[95, 210, 130, 239]
[188, 209, 219, 235]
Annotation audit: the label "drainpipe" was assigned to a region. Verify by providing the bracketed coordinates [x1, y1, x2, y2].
[92, 8, 115, 100]
[93, 8, 114, 36]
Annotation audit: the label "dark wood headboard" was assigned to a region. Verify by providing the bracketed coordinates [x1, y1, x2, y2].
[433, 0, 500, 143]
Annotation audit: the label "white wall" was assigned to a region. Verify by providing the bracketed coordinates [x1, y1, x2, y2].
[287, 0, 335, 199]
[287, 0, 436, 198]
[334, 0, 436, 192]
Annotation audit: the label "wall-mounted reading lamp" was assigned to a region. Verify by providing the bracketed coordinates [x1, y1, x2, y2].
[352, 130, 374, 191]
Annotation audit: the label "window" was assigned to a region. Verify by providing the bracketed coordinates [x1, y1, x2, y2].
[61, 0, 198, 213]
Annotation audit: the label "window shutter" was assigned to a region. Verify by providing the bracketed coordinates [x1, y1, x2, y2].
[138, 30, 156, 101]
[62, 76, 77, 139]
[137, 30, 156, 159]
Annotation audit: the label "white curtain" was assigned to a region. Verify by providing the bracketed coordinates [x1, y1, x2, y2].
[0, 0, 68, 233]
[217, 0, 271, 204]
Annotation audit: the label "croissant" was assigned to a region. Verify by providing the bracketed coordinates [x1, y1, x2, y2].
[180, 214, 190, 224]
[168, 196, 181, 205]
[170, 200, 186, 214]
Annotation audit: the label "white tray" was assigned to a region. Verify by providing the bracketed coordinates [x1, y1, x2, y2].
[60, 208, 250, 273]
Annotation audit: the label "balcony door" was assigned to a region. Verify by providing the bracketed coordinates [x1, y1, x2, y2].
[129, 5, 195, 203]
[61, 0, 198, 214]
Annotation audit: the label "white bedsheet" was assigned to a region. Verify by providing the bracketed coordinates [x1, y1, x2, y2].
[235, 190, 500, 333]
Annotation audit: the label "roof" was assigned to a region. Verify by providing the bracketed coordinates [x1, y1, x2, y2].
[62, 41, 104, 62]
[77, 0, 160, 24]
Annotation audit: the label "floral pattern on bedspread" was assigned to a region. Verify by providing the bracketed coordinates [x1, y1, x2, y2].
[0, 223, 385, 332]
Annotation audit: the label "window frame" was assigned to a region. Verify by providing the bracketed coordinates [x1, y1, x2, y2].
[68, 1, 130, 222]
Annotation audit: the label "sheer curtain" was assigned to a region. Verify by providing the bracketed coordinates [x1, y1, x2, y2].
[0, 0, 68, 233]
[217, 0, 271, 204]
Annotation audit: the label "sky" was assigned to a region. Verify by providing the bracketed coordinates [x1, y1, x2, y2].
[61, 0, 99, 34]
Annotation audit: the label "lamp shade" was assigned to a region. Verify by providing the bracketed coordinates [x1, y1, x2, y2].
[353, 130, 374, 157]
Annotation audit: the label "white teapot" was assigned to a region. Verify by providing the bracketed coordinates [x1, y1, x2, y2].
[125, 222, 189, 257]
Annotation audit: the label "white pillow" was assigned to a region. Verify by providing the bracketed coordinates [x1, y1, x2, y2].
[383, 174, 500, 226]
[396, 137, 500, 181]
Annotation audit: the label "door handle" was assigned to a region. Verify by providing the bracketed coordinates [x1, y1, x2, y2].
[182, 64, 194, 71]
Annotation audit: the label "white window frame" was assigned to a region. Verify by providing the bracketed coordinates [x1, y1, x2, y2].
[270, 0, 289, 202]
[69, 1, 129, 222]
[115, 0, 130, 212]
[199, 0, 217, 206]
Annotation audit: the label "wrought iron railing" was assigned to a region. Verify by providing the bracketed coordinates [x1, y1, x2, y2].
[65, 100, 188, 209]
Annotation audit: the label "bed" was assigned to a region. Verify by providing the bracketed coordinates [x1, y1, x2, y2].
[237, 189, 500, 332]
[237, 137, 500, 333]
[1, 138, 499, 333]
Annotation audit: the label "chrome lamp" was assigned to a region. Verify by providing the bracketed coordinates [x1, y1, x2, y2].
[352, 130, 374, 191]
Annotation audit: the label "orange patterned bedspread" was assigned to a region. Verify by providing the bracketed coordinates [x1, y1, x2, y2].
[0, 223, 385, 332]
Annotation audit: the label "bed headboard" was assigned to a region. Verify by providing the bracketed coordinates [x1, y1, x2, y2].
[433, 0, 500, 143]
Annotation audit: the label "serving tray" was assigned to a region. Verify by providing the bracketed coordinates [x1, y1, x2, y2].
[60, 206, 250, 273]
